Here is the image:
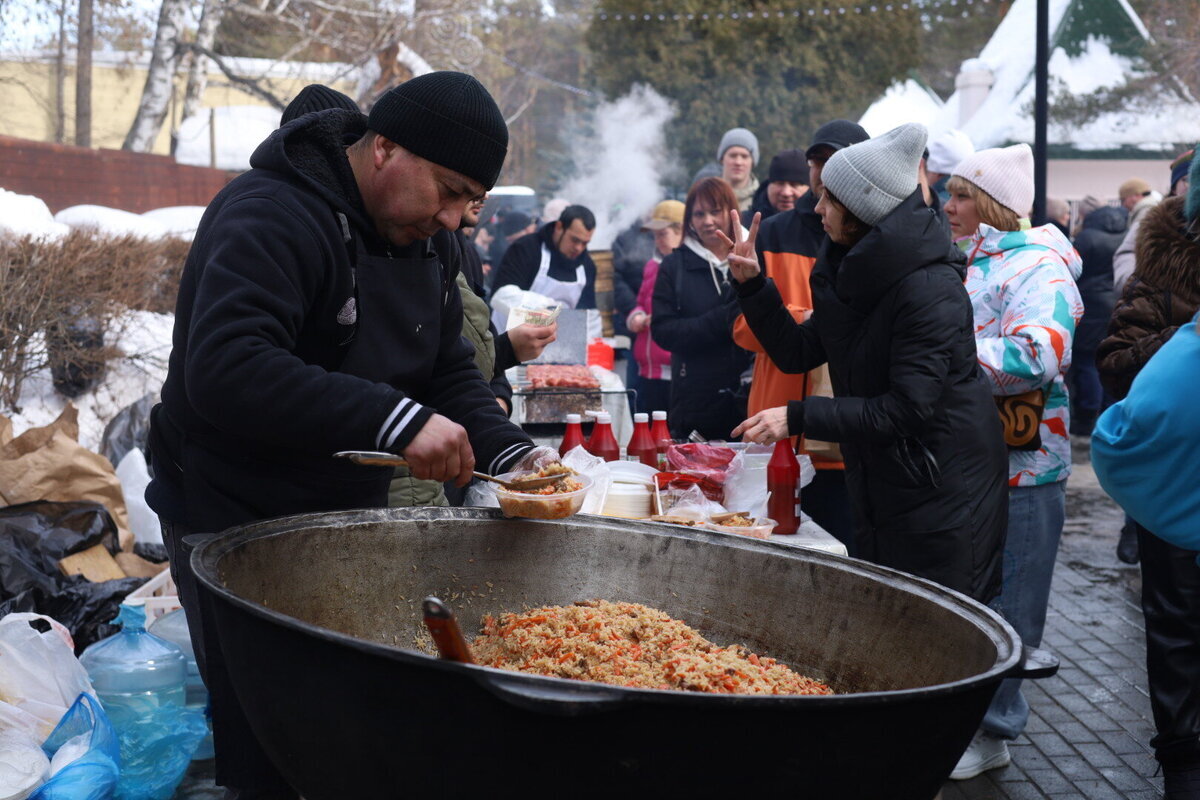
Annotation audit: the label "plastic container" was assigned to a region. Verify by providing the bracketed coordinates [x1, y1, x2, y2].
[626, 412, 657, 466]
[650, 410, 672, 470]
[585, 411, 621, 462]
[601, 482, 654, 519]
[80, 605, 189, 723]
[587, 339, 615, 370]
[559, 413, 586, 457]
[491, 473, 594, 519]
[148, 608, 214, 760]
[767, 439, 801, 535]
[124, 568, 181, 625]
[703, 517, 778, 540]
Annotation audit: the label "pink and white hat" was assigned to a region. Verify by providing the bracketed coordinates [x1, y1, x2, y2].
[952, 143, 1034, 217]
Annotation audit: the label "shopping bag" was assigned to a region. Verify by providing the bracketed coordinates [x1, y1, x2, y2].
[802, 364, 843, 461]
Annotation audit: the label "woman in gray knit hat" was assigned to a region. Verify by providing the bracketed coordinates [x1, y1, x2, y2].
[725, 123, 1008, 608]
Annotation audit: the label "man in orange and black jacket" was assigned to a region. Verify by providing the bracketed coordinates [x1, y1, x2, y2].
[731, 120, 869, 551]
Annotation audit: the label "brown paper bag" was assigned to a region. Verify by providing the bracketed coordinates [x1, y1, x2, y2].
[0, 405, 135, 552]
[801, 363, 844, 462]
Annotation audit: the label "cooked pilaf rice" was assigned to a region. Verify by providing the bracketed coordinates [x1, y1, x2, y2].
[472, 599, 833, 695]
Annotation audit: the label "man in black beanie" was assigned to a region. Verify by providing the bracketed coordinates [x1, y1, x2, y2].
[146, 71, 557, 799]
[743, 148, 810, 226]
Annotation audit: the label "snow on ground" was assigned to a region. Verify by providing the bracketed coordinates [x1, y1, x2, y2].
[54, 205, 169, 239]
[7, 311, 174, 453]
[140, 206, 206, 242]
[0, 188, 70, 241]
[174, 105, 280, 172]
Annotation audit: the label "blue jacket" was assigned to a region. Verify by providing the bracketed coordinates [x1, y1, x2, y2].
[1091, 313, 1200, 555]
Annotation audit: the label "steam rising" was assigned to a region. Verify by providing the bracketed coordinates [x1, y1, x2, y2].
[560, 85, 678, 250]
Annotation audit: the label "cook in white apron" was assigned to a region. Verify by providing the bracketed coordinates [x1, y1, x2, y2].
[492, 242, 586, 332]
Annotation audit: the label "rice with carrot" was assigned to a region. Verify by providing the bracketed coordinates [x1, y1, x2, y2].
[472, 599, 832, 695]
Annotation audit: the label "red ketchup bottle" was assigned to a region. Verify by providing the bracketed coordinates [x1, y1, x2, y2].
[560, 413, 586, 457]
[586, 411, 621, 462]
[627, 413, 657, 466]
[767, 439, 801, 535]
[650, 410, 672, 470]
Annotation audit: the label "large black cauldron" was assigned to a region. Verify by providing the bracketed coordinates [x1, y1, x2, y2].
[192, 508, 1053, 799]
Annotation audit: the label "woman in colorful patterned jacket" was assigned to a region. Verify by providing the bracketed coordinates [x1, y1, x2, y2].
[943, 143, 1084, 781]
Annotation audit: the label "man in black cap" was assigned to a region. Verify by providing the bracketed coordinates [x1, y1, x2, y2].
[743, 148, 810, 226]
[147, 71, 555, 798]
[731, 120, 868, 551]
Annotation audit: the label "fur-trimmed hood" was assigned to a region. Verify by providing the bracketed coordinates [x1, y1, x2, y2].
[1134, 196, 1200, 306]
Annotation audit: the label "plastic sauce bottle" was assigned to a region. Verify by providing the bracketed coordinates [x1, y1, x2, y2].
[650, 410, 672, 470]
[627, 413, 657, 466]
[586, 411, 621, 462]
[767, 439, 801, 535]
[559, 413, 586, 457]
[149, 608, 214, 760]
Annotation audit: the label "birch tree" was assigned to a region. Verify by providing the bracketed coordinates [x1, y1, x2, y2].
[122, 0, 187, 151]
[180, 0, 227, 123]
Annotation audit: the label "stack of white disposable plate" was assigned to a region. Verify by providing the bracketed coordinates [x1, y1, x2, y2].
[602, 481, 654, 519]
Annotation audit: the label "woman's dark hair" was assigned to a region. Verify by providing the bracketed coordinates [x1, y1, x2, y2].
[559, 204, 596, 231]
[684, 177, 739, 240]
[820, 186, 871, 246]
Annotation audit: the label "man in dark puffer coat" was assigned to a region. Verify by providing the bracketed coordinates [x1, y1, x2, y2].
[1069, 203, 1127, 434]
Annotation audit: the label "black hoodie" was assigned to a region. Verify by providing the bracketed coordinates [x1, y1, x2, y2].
[146, 109, 532, 532]
[1073, 204, 1128, 353]
[737, 190, 1007, 602]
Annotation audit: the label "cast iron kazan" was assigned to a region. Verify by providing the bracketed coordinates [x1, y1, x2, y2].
[190, 507, 1055, 799]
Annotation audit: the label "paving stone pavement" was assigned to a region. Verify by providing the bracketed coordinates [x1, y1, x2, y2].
[941, 436, 1163, 800]
[176, 436, 1162, 799]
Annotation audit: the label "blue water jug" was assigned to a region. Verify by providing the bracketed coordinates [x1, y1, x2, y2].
[80, 603, 205, 800]
[148, 607, 214, 760]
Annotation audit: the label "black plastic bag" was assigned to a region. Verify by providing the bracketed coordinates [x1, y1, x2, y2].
[100, 392, 157, 468]
[0, 500, 145, 651]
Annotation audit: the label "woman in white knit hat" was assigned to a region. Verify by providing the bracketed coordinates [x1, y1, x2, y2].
[725, 123, 1008, 607]
[944, 143, 1084, 780]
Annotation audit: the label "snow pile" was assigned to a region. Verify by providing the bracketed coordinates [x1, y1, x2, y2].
[174, 105, 280, 172]
[8, 311, 174, 453]
[54, 205, 169, 239]
[141, 206, 206, 241]
[859, 78, 945, 138]
[0, 188, 70, 241]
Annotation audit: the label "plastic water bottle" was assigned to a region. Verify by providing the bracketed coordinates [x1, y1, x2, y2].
[80, 603, 189, 738]
[149, 608, 214, 760]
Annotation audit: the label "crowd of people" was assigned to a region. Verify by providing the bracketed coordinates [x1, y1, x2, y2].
[147, 75, 1198, 799]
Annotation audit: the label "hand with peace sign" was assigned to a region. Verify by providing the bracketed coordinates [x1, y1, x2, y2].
[716, 210, 762, 284]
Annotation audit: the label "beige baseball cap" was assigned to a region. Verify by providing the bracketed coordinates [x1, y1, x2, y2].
[641, 200, 685, 231]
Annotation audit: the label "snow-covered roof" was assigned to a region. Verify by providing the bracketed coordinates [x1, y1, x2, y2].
[858, 77, 945, 138]
[1, 49, 355, 83]
[860, 0, 1200, 157]
[174, 105, 281, 172]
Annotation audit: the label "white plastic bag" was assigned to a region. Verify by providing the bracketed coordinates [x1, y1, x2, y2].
[0, 728, 49, 800]
[115, 449, 162, 546]
[0, 614, 94, 742]
[560, 446, 609, 514]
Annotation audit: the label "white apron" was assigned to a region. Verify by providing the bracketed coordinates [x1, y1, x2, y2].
[492, 243, 586, 331]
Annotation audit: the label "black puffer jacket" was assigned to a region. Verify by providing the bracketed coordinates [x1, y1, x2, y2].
[737, 190, 1007, 602]
[651, 242, 750, 441]
[1073, 205, 1128, 354]
[610, 221, 656, 337]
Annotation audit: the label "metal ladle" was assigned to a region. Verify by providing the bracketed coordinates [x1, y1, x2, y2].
[332, 450, 567, 491]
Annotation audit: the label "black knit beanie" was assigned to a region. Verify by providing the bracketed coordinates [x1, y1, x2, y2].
[281, 84, 359, 125]
[368, 71, 508, 190]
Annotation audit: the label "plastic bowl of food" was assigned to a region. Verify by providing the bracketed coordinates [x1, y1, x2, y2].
[491, 472, 594, 520]
[703, 515, 777, 540]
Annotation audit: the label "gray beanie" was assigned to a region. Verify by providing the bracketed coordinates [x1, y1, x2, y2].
[717, 127, 759, 166]
[821, 123, 928, 227]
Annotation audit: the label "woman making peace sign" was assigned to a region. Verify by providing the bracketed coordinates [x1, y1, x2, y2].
[724, 124, 1007, 604]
